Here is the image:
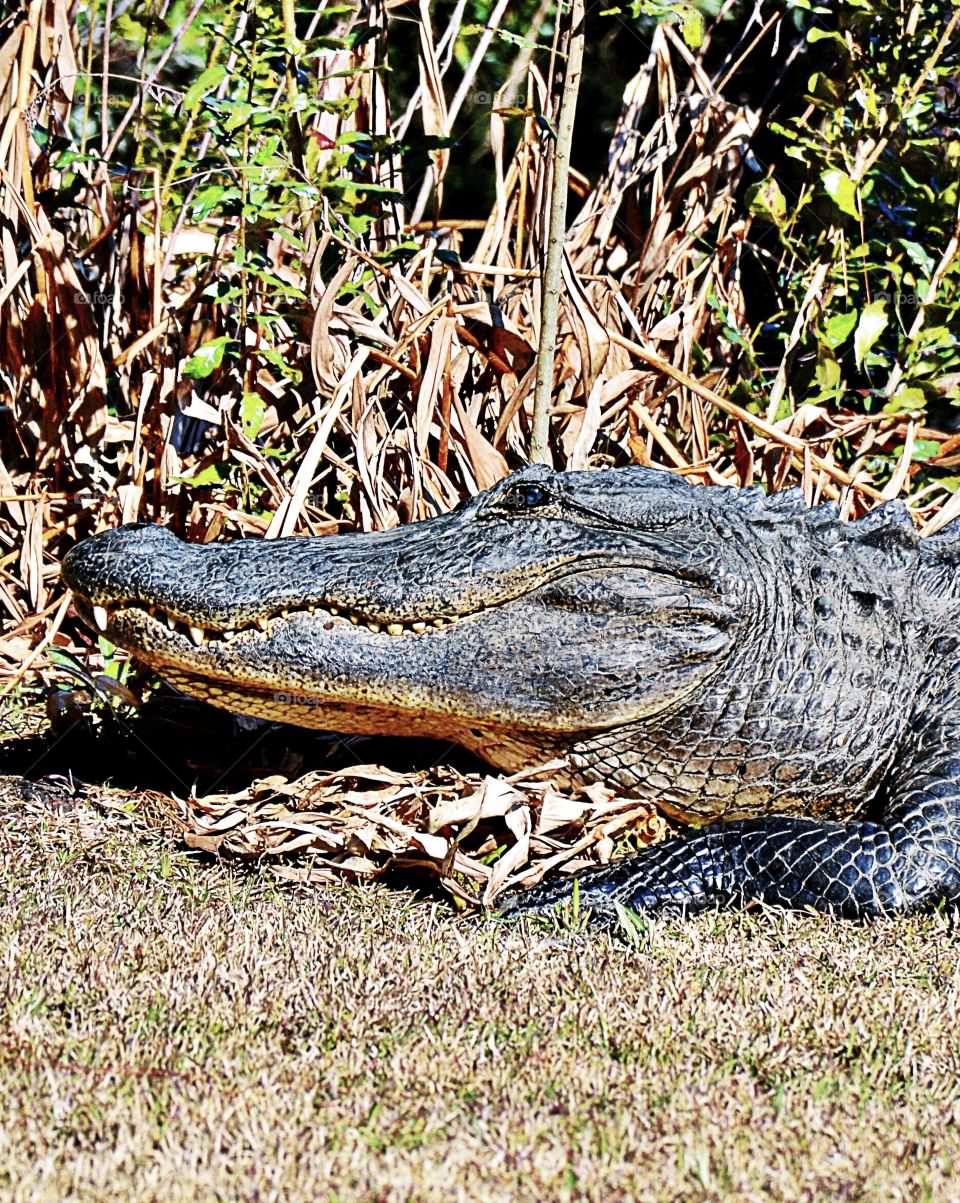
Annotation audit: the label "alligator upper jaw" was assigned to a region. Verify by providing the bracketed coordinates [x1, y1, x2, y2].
[71, 587, 488, 664]
[73, 593, 466, 651]
[60, 519, 573, 635]
[62, 520, 689, 645]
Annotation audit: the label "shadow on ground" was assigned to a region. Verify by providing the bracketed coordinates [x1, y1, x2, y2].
[0, 684, 487, 798]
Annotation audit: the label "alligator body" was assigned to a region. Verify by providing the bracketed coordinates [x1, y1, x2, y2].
[62, 466, 960, 921]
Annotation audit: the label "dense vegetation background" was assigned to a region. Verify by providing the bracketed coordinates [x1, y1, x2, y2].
[0, 0, 957, 694]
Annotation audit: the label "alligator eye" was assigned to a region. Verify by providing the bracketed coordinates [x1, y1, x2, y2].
[505, 482, 549, 510]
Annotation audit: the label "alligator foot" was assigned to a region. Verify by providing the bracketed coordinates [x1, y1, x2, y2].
[498, 862, 632, 924]
[498, 834, 730, 923]
[500, 800, 960, 922]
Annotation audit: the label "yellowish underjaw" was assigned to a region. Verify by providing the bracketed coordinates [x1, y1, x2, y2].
[87, 600, 467, 648]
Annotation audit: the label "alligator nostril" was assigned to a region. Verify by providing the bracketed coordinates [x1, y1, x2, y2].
[323, 620, 335, 631]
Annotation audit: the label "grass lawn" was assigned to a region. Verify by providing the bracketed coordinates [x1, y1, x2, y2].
[2, 770, 959, 1202]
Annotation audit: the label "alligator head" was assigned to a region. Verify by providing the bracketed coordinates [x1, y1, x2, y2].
[61, 466, 741, 778]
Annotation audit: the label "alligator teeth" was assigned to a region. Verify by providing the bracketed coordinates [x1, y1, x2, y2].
[130, 602, 467, 642]
[92, 604, 109, 632]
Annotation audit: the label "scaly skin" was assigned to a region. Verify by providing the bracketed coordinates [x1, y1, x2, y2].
[62, 466, 960, 920]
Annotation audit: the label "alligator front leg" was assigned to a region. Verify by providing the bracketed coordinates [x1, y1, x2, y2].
[500, 764, 960, 922]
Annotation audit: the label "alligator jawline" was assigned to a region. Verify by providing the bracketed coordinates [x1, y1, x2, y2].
[82, 597, 475, 650]
[79, 566, 613, 651]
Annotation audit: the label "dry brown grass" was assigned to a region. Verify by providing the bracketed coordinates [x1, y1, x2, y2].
[167, 757, 667, 909]
[2, 778, 960, 1203]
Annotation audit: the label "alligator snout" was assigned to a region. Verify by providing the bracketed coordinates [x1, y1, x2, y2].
[62, 523, 184, 603]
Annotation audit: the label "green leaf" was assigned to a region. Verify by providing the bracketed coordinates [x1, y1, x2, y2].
[678, 6, 703, 49]
[824, 310, 858, 348]
[897, 240, 936, 275]
[854, 301, 888, 369]
[343, 25, 379, 50]
[240, 392, 266, 440]
[807, 28, 847, 48]
[46, 647, 89, 673]
[182, 336, 234, 379]
[223, 101, 254, 132]
[912, 440, 940, 461]
[191, 185, 241, 220]
[918, 327, 960, 353]
[807, 72, 843, 105]
[101, 644, 122, 678]
[183, 64, 227, 109]
[816, 348, 841, 391]
[259, 347, 303, 384]
[745, 178, 787, 225]
[346, 212, 375, 235]
[181, 462, 228, 487]
[821, 169, 860, 218]
[881, 386, 926, 415]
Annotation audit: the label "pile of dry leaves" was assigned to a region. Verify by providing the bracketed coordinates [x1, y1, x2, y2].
[155, 759, 665, 908]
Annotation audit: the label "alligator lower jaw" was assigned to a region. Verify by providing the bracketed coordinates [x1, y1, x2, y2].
[72, 596, 495, 730]
[74, 597, 562, 770]
[77, 597, 469, 650]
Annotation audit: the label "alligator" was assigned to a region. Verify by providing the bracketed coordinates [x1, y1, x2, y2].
[62, 465, 960, 922]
